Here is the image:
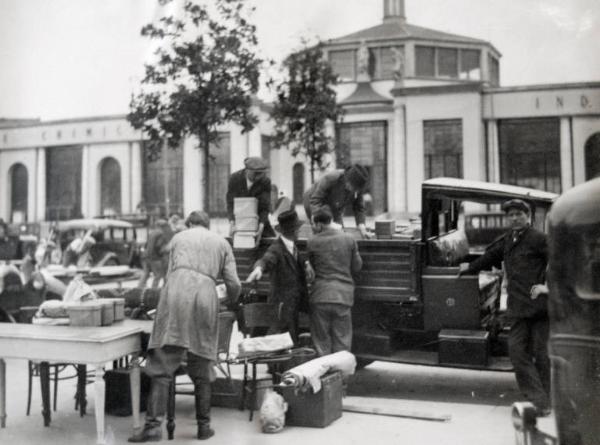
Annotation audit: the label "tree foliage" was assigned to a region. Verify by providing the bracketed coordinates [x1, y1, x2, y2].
[271, 42, 343, 182]
[127, 0, 262, 210]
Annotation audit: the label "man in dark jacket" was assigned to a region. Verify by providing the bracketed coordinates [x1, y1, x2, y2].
[303, 164, 371, 239]
[226, 156, 275, 239]
[307, 208, 363, 356]
[246, 210, 311, 343]
[458, 199, 550, 415]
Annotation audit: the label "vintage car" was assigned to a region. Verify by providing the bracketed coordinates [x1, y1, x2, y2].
[233, 177, 558, 371]
[52, 218, 143, 268]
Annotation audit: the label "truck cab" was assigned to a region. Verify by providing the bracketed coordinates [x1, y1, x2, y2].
[233, 178, 557, 371]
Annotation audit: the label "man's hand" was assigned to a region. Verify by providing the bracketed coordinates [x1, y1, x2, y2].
[228, 220, 236, 237]
[358, 224, 373, 239]
[530, 283, 549, 300]
[304, 261, 315, 283]
[246, 267, 263, 283]
[457, 262, 470, 277]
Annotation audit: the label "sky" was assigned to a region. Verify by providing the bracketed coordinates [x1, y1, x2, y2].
[0, 0, 598, 121]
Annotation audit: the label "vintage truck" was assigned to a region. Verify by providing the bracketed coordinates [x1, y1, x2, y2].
[233, 177, 557, 371]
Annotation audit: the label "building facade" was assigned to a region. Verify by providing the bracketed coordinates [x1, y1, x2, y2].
[1, 0, 599, 223]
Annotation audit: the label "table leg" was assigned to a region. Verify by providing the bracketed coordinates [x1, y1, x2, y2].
[129, 354, 141, 432]
[40, 362, 51, 427]
[0, 358, 6, 428]
[94, 365, 106, 445]
[77, 364, 87, 416]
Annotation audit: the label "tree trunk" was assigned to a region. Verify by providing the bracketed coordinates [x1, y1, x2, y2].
[202, 130, 210, 212]
[162, 136, 170, 216]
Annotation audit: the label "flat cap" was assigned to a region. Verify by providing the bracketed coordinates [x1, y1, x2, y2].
[244, 157, 269, 172]
[502, 199, 531, 214]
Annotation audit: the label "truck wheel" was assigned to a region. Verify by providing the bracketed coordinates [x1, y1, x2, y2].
[356, 358, 374, 370]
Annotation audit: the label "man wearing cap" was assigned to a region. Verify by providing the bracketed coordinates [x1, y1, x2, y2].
[458, 198, 550, 416]
[246, 209, 313, 343]
[226, 156, 275, 239]
[303, 164, 372, 239]
[129, 211, 241, 442]
[307, 208, 363, 355]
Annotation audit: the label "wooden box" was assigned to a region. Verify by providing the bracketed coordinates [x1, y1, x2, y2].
[67, 301, 102, 327]
[438, 329, 489, 367]
[278, 371, 343, 428]
[375, 220, 396, 239]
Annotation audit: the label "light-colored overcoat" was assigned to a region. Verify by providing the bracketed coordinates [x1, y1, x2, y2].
[148, 226, 241, 360]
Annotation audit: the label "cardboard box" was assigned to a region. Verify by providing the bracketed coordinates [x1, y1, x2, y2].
[234, 197, 258, 217]
[99, 299, 115, 326]
[438, 329, 489, 367]
[375, 220, 396, 239]
[277, 371, 343, 428]
[235, 216, 259, 232]
[233, 232, 256, 249]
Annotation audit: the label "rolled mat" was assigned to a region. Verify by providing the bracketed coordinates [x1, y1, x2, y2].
[281, 350, 356, 393]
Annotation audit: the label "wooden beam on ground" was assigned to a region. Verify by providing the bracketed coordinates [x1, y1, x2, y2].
[343, 401, 451, 422]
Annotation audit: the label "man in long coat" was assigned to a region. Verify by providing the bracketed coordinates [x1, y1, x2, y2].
[307, 208, 363, 356]
[246, 209, 311, 343]
[459, 199, 550, 416]
[129, 211, 241, 442]
[226, 156, 275, 238]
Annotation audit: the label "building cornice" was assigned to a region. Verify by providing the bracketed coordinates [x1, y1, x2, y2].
[391, 82, 483, 97]
[483, 81, 600, 95]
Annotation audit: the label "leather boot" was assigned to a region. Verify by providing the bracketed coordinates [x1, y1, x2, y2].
[127, 424, 162, 443]
[195, 381, 214, 440]
[128, 381, 167, 442]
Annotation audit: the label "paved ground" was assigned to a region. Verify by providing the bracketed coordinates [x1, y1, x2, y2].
[0, 351, 557, 445]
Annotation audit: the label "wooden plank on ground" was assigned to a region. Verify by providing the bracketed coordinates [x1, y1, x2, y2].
[343, 400, 451, 422]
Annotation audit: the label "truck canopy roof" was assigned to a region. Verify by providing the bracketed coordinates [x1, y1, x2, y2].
[422, 178, 558, 207]
[56, 218, 134, 231]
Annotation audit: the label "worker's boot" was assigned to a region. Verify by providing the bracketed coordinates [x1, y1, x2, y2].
[128, 381, 167, 442]
[195, 382, 214, 440]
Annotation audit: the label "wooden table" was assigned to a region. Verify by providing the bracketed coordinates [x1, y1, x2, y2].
[0, 322, 144, 444]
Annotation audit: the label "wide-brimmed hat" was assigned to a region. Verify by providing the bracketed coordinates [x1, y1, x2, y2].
[502, 199, 531, 214]
[345, 164, 369, 189]
[275, 209, 303, 235]
[244, 157, 269, 172]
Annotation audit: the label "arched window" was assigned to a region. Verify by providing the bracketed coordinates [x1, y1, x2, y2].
[585, 132, 600, 180]
[292, 163, 305, 204]
[100, 157, 121, 216]
[9, 163, 28, 223]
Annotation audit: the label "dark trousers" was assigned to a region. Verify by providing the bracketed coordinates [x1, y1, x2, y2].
[310, 303, 352, 356]
[509, 316, 551, 409]
[144, 346, 213, 428]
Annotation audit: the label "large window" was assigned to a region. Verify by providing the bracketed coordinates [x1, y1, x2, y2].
[585, 132, 600, 180]
[336, 121, 388, 216]
[142, 141, 184, 217]
[498, 118, 561, 193]
[416, 46, 482, 80]
[100, 157, 121, 216]
[46, 146, 82, 220]
[488, 54, 500, 86]
[329, 49, 355, 81]
[460, 49, 481, 80]
[416, 46, 435, 77]
[423, 119, 463, 179]
[368, 46, 402, 79]
[9, 163, 28, 223]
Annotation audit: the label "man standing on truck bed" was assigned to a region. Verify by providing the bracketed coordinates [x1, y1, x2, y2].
[303, 164, 372, 239]
[307, 208, 363, 356]
[458, 199, 551, 416]
[226, 156, 275, 239]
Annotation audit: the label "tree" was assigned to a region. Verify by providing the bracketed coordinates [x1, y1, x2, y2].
[128, 0, 262, 212]
[271, 41, 343, 183]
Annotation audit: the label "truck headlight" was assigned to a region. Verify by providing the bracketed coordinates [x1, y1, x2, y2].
[31, 272, 46, 290]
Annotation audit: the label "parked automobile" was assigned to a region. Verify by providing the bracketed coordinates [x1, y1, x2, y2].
[51, 218, 143, 268]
